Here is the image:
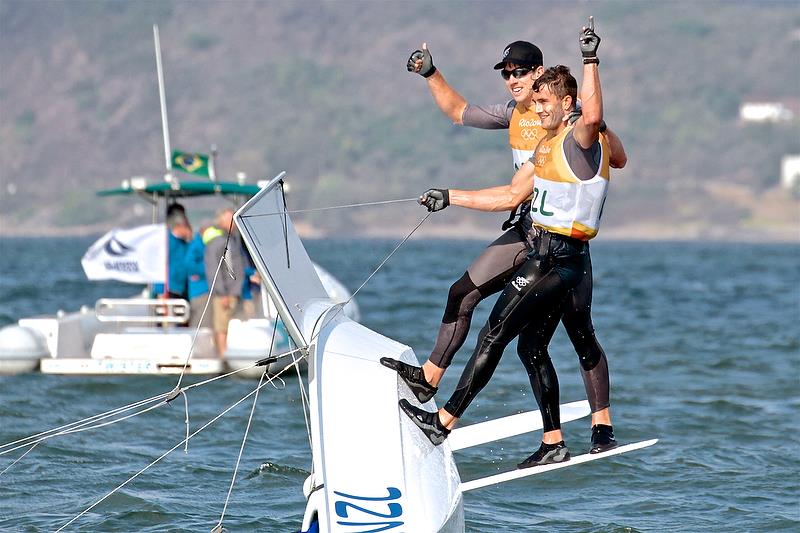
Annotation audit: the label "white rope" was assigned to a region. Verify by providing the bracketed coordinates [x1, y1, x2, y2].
[0, 443, 38, 479]
[175, 252, 226, 390]
[300, 211, 432, 341]
[0, 392, 169, 457]
[213, 316, 279, 530]
[55, 357, 305, 533]
[180, 391, 190, 454]
[0, 357, 291, 464]
[293, 348, 313, 450]
[285, 210, 434, 456]
[240, 197, 418, 218]
[213, 369, 267, 531]
[56, 401, 167, 437]
[350, 211, 431, 301]
[183, 361, 271, 391]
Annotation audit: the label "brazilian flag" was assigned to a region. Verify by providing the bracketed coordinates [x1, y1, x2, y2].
[171, 150, 210, 177]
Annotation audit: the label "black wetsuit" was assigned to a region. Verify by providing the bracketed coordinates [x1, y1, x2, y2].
[437, 124, 610, 432]
[428, 208, 609, 413]
[442, 229, 587, 432]
[427, 102, 610, 413]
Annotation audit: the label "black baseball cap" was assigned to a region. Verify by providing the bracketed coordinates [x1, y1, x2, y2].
[493, 41, 544, 70]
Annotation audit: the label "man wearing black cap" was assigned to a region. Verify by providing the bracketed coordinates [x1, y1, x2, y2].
[405, 41, 547, 170]
[393, 18, 621, 466]
[381, 36, 626, 454]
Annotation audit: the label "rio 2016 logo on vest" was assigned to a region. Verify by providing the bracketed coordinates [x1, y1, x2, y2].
[518, 118, 540, 128]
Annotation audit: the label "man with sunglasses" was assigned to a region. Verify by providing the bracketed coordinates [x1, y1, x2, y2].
[395, 20, 620, 467]
[381, 36, 626, 454]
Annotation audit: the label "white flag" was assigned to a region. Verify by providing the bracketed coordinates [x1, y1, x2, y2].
[81, 224, 167, 283]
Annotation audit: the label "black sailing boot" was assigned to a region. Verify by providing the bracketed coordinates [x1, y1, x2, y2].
[590, 424, 617, 454]
[380, 357, 438, 403]
[398, 399, 450, 446]
[517, 441, 571, 469]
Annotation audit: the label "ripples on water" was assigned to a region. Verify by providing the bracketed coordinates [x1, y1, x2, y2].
[0, 237, 798, 532]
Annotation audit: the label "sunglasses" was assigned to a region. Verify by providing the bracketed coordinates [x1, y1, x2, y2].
[500, 67, 533, 80]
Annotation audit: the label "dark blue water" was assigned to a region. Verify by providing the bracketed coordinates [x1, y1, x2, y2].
[1, 237, 798, 532]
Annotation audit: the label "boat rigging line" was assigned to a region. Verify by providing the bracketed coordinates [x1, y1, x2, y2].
[54, 356, 304, 533]
[0, 358, 289, 472]
[239, 197, 419, 218]
[0, 391, 172, 460]
[0, 442, 38, 479]
[212, 319, 279, 533]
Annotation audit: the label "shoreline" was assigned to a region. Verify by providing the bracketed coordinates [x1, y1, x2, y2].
[1, 223, 798, 244]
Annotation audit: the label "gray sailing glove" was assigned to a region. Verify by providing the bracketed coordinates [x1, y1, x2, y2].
[420, 189, 449, 212]
[580, 16, 601, 64]
[407, 44, 436, 78]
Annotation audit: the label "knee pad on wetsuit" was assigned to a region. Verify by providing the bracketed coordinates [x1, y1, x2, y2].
[562, 311, 602, 371]
[579, 350, 602, 371]
[442, 272, 479, 323]
[517, 346, 551, 368]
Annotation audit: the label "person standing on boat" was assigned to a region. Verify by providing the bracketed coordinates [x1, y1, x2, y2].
[152, 203, 192, 300]
[399, 19, 614, 466]
[382, 34, 624, 453]
[185, 226, 212, 329]
[240, 245, 262, 319]
[203, 207, 244, 355]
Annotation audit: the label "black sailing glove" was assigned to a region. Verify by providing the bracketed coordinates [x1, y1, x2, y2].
[407, 44, 436, 78]
[580, 16, 601, 64]
[568, 109, 606, 131]
[419, 189, 449, 212]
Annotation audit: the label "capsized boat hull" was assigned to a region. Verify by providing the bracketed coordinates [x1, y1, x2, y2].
[300, 304, 464, 533]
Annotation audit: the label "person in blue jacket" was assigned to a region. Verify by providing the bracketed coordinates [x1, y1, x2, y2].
[152, 203, 191, 300]
[185, 227, 212, 329]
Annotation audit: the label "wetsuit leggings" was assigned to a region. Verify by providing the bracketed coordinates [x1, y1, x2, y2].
[429, 227, 610, 412]
[443, 249, 584, 432]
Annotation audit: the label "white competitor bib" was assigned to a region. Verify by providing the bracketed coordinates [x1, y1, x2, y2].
[529, 127, 610, 240]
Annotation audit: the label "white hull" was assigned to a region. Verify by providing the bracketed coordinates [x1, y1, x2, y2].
[39, 357, 224, 375]
[1, 264, 356, 376]
[301, 304, 464, 533]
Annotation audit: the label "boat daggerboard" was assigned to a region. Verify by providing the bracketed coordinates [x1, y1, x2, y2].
[234, 174, 331, 349]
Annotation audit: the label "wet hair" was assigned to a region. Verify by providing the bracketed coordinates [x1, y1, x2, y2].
[532, 65, 577, 107]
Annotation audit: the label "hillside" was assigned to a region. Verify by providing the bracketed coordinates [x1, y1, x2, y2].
[1, 0, 798, 240]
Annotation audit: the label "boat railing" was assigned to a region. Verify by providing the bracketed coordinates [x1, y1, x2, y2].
[95, 298, 190, 324]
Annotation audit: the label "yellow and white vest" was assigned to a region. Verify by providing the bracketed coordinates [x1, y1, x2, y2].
[529, 126, 610, 241]
[202, 226, 224, 245]
[508, 104, 545, 170]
